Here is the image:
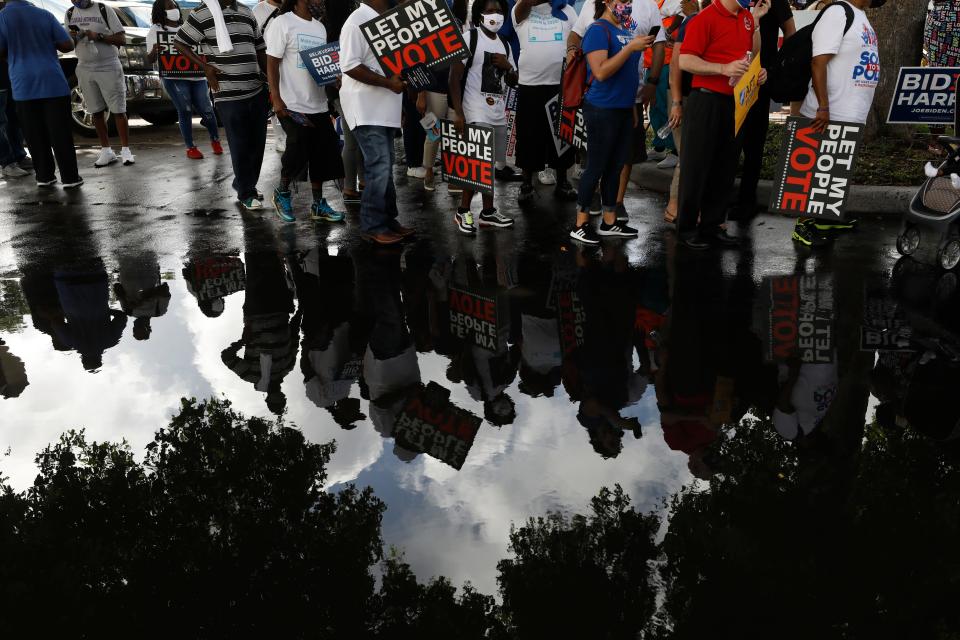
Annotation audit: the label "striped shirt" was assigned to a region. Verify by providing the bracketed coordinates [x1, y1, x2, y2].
[174, 2, 265, 103]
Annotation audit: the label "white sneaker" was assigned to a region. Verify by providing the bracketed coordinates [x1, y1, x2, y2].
[241, 197, 264, 211]
[657, 154, 678, 169]
[94, 147, 118, 167]
[120, 148, 135, 165]
[538, 168, 557, 185]
[2, 163, 29, 178]
[647, 150, 667, 162]
[406, 166, 427, 179]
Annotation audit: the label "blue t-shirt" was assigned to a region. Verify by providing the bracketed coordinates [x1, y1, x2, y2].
[583, 20, 641, 110]
[0, 0, 71, 101]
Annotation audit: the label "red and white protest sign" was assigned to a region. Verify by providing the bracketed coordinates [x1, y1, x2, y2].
[440, 120, 494, 196]
[157, 31, 204, 79]
[393, 381, 482, 470]
[360, 0, 467, 77]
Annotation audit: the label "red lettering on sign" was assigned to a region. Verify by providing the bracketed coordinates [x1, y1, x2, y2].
[379, 24, 464, 75]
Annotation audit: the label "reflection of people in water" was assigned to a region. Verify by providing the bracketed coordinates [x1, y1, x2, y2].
[182, 254, 246, 318]
[290, 246, 366, 429]
[515, 253, 562, 398]
[114, 253, 171, 341]
[0, 338, 28, 399]
[52, 263, 127, 371]
[773, 358, 839, 441]
[221, 251, 300, 415]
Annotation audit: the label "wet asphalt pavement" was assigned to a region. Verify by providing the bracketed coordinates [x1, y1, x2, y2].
[2, 122, 959, 609]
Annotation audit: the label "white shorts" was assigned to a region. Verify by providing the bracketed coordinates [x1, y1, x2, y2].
[77, 66, 127, 115]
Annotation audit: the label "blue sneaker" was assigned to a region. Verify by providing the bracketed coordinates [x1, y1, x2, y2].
[272, 187, 295, 223]
[310, 198, 345, 222]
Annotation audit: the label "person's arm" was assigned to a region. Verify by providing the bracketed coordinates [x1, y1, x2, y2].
[344, 65, 405, 92]
[340, 22, 404, 92]
[781, 16, 796, 39]
[667, 51, 682, 127]
[513, 0, 535, 25]
[90, 7, 126, 46]
[678, 53, 749, 78]
[266, 55, 286, 116]
[641, 41, 665, 106]
[448, 58, 466, 131]
[809, 53, 832, 131]
[587, 31, 654, 82]
[146, 28, 159, 64]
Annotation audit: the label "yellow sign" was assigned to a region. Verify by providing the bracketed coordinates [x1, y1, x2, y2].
[734, 55, 762, 136]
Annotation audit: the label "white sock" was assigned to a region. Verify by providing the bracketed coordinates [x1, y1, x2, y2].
[121, 147, 131, 154]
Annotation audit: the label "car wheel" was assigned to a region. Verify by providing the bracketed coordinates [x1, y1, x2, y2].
[70, 81, 115, 138]
[896, 225, 920, 256]
[939, 238, 960, 271]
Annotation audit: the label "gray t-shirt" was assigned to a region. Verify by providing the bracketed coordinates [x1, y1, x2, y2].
[65, 3, 124, 71]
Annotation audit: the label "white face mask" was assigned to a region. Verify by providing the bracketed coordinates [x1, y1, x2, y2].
[482, 12, 504, 32]
[166, 8, 180, 21]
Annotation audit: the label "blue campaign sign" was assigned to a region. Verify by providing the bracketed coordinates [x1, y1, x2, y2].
[299, 42, 341, 86]
[887, 66, 958, 125]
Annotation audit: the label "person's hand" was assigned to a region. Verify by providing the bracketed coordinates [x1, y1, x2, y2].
[668, 102, 682, 128]
[721, 57, 750, 78]
[640, 82, 656, 107]
[336, 75, 342, 89]
[203, 62, 223, 92]
[453, 113, 465, 135]
[84, 30, 99, 41]
[811, 106, 829, 133]
[386, 75, 406, 94]
[628, 34, 655, 53]
[416, 91, 427, 115]
[491, 53, 512, 71]
[565, 47, 577, 67]
[751, 0, 770, 19]
[272, 95, 289, 119]
[758, 67, 768, 85]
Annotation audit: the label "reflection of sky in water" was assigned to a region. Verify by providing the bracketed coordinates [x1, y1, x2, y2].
[0, 261, 690, 595]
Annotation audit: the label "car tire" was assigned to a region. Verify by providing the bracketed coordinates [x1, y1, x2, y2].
[69, 76, 116, 138]
[140, 111, 180, 126]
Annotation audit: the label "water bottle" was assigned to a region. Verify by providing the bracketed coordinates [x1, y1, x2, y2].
[728, 51, 752, 86]
[656, 122, 674, 141]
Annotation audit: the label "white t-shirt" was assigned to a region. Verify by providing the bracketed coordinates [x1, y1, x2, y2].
[147, 24, 204, 81]
[462, 29, 516, 125]
[772, 361, 839, 440]
[253, 0, 281, 29]
[512, 3, 578, 85]
[339, 3, 402, 129]
[800, 2, 878, 124]
[264, 12, 329, 114]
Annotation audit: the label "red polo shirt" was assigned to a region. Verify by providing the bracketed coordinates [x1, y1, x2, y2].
[679, 1, 755, 95]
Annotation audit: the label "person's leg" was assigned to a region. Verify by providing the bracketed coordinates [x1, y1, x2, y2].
[246, 89, 269, 195]
[616, 104, 643, 208]
[676, 92, 718, 241]
[576, 104, 615, 226]
[216, 96, 258, 200]
[698, 101, 739, 237]
[666, 95, 682, 221]
[599, 109, 634, 228]
[650, 65, 675, 152]
[16, 99, 55, 182]
[45, 96, 81, 183]
[3, 92, 27, 164]
[188, 79, 220, 142]
[0, 89, 16, 167]
[353, 125, 393, 235]
[114, 113, 130, 148]
[305, 111, 346, 219]
[162, 79, 195, 148]
[735, 87, 768, 218]
[422, 91, 446, 177]
[338, 99, 361, 195]
[402, 92, 424, 170]
[515, 84, 543, 191]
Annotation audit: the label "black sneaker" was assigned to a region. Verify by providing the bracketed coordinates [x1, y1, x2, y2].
[792, 220, 831, 247]
[554, 181, 578, 202]
[598, 221, 639, 237]
[455, 209, 476, 235]
[495, 166, 523, 182]
[478, 208, 514, 228]
[680, 235, 710, 250]
[810, 217, 857, 233]
[518, 183, 535, 205]
[570, 223, 600, 245]
[703, 229, 741, 247]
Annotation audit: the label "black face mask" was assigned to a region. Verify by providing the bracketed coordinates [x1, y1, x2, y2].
[869, 0, 886, 7]
[307, 1, 323, 19]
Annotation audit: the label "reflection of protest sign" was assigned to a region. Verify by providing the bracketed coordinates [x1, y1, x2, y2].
[557, 287, 585, 357]
[440, 120, 494, 195]
[768, 116, 862, 222]
[504, 87, 518, 166]
[887, 67, 958, 125]
[360, 0, 467, 77]
[448, 284, 508, 351]
[184, 256, 245, 303]
[734, 55, 761, 136]
[761, 274, 834, 364]
[860, 291, 913, 352]
[557, 106, 587, 151]
[544, 94, 571, 157]
[394, 381, 482, 470]
[157, 31, 204, 78]
[300, 42, 340, 86]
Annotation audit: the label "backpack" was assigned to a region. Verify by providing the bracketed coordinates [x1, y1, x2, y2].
[66, 2, 122, 49]
[767, 1, 855, 104]
[447, 29, 515, 108]
[560, 20, 612, 112]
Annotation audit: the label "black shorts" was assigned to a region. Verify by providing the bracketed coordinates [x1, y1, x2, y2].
[515, 84, 575, 172]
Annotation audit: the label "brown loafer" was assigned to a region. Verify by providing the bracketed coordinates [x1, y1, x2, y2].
[389, 221, 416, 238]
[361, 230, 404, 245]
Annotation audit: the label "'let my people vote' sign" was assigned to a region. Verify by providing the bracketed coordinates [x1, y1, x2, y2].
[360, 0, 467, 76]
[157, 31, 204, 79]
[440, 121, 494, 195]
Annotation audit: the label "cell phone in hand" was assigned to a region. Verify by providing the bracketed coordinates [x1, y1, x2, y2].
[647, 26, 661, 38]
[287, 110, 311, 127]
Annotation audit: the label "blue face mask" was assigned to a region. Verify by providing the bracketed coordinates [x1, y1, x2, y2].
[736, 0, 751, 8]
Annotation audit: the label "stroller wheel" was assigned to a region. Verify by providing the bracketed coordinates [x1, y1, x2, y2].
[897, 226, 921, 255]
[939, 239, 960, 270]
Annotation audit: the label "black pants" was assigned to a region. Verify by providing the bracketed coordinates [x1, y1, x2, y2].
[279, 111, 344, 184]
[677, 90, 741, 238]
[516, 84, 574, 174]
[401, 91, 424, 168]
[216, 89, 269, 200]
[736, 84, 769, 211]
[16, 95, 79, 183]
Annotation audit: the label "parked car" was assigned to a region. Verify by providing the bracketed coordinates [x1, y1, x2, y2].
[27, 0, 179, 136]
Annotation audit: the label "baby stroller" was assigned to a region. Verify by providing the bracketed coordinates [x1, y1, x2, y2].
[897, 136, 960, 271]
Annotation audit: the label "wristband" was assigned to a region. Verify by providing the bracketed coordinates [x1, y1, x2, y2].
[816, 106, 829, 113]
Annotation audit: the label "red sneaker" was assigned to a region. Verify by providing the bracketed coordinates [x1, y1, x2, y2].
[211, 140, 224, 155]
[186, 147, 204, 160]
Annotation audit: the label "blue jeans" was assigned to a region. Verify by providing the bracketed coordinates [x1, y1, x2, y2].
[353, 125, 399, 234]
[162, 78, 219, 148]
[577, 102, 633, 212]
[216, 88, 268, 201]
[0, 89, 27, 166]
